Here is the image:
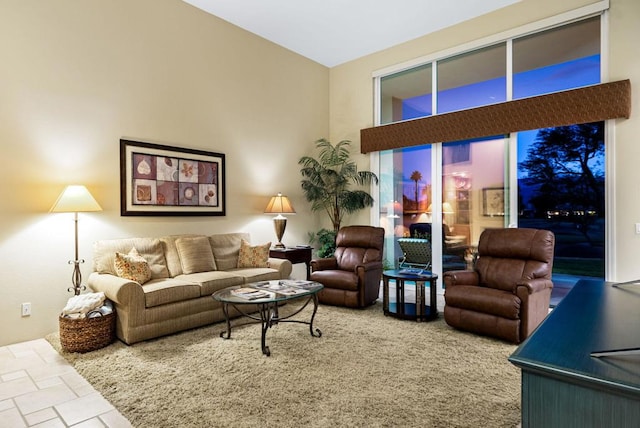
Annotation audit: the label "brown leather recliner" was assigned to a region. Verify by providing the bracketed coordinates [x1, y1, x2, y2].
[310, 226, 385, 308]
[444, 228, 555, 344]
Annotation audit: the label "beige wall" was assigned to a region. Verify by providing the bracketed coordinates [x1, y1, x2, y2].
[330, 0, 640, 278]
[0, 0, 329, 346]
[2, 0, 638, 346]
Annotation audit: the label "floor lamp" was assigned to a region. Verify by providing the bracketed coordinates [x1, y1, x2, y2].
[50, 185, 102, 295]
[264, 193, 295, 249]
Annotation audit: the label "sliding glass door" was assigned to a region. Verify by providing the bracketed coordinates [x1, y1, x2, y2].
[375, 13, 604, 293]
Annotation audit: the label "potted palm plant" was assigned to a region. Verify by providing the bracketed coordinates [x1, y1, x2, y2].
[299, 138, 378, 255]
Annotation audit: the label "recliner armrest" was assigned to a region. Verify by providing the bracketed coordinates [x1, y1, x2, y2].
[310, 257, 338, 271]
[355, 261, 383, 272]
[516, 278, 553, 294]
[443, 270, 479, 287]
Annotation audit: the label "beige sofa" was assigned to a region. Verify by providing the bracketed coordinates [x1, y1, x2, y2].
[88, 232, 292, 345]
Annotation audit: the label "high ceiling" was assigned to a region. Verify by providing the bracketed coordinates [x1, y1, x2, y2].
[182, 0, 521, 67]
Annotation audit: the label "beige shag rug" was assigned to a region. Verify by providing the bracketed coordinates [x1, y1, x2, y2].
[47, 302, 520, 428]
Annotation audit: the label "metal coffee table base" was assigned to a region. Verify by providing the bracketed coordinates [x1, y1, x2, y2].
[220, 294, 322, 356]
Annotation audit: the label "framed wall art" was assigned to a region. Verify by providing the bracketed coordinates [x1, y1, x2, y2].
[482, 187, 505, 217]
[120, 139, 225, 216]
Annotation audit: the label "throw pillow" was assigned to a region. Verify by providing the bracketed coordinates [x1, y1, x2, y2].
[114, 247, 152, 284]
[237, 239, 271, 268]
[175, 236, 217, 274]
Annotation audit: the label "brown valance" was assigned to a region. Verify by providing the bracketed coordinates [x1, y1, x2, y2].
[360, 79, 631, 153]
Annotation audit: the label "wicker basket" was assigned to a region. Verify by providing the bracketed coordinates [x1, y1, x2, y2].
[59, 311, 116, 353]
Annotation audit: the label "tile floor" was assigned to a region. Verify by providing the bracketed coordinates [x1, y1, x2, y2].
[0, 339, 131, 427]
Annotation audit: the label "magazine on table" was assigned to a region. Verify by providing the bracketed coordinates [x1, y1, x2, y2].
[230, 287, 271, 300]
[278, 279, 317, 289]
[275, 287, 309, 296]
[252, 281, 310, 296]
[252, 281, 290, 292]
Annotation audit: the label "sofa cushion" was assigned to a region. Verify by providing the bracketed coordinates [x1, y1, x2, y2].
[237, 239, 271, 268]
[141, 278, 202, 308]
[209, 232, 250, 271]
[176, 271, 246, 296]
[114, 247, 152, 284]
[176, 236, 217, 274]
[93, 237, 169, 279]
[230, 267, 282, 284]
[160, 234, 197, 277]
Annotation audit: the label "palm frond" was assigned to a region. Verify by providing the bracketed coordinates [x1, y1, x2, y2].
[299, 138, 378, 232]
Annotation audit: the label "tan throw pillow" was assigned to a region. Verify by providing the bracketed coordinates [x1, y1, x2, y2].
[114, 247, 152, 284]
[237, 239, 271, 268]
[176, 236, 217, 274]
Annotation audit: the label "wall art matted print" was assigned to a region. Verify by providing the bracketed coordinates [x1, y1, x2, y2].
[120, 139, 225, 216]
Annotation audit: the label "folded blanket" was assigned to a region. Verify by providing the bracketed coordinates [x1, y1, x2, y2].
[62, 292, 106, 318]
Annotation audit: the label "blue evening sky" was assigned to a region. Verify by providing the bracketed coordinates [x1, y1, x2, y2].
[399, 54, 601, 189]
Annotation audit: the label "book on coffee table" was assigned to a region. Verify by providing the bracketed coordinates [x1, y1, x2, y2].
[230, 287, 271, 300]
[253, 281, 289, 292]
[275, 287, 308, 296]
[278, 280, 316, 289]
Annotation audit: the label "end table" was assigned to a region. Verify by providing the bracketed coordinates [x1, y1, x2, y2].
[269, 247, 312, 280]
[382, 269, 439, 321]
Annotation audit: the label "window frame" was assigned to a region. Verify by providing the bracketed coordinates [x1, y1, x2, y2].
[371, 1, 612, 284]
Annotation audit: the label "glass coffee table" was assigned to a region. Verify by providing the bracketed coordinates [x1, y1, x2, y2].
[212, 280, 323, 356]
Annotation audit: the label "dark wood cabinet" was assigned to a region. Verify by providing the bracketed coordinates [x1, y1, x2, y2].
[509, 279, 640, 427]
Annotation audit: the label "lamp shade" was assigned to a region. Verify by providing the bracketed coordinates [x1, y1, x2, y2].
[264, 193, 295, 214]
[50, 185, 102, 213]
[426, 202, 455, 214]
[442, 202, 455, 214]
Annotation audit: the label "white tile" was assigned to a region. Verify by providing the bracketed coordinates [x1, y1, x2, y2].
[0, 398, 15, 411]
[0, 346, 12, 358]
[0, 406, 27, 427]
[28, 359, 76, 383]
[55, 392, 114, 426]
[31, 418, 66, 428]
[60, 371, 93, 396]
[72, 417, 107, 428]
[35, 375, 65, 390]
[24, 407, 57, 426]
[0, 376, 38, 401]
[100, 410, 133, 428]
[0, 353, 46, 377]
[31, 339, 61, 360]
[1, 338, 131, 427]
[2, 369, 28, 382]
[14, 383, 76, 415]
[9, 348, 39, 360]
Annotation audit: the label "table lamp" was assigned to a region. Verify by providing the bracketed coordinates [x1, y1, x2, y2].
[264, 192, 295, 248]
[50, 185, 102, 295]
[426, 202, 455, 214]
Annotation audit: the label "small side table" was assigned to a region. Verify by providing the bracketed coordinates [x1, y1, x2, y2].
[269, 247, 312, 280]
[382, 269, 439, 321]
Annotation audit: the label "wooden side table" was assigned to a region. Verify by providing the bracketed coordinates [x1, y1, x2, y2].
[269, 247, 312, 279]
[382, 269, 439, 321]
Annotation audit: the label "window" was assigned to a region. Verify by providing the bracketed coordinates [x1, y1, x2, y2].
[376, 13, 604, 290]
[437, 43, 506, 113]
[380, 64, 432, 124]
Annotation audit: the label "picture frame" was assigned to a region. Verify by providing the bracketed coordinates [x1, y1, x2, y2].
[120, 139, 225, 216]
[482, 187, 505, 217]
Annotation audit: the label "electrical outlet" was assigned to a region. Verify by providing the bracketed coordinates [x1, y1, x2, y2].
[21, 302, 31, 317]
[636, 223, 640, 234]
